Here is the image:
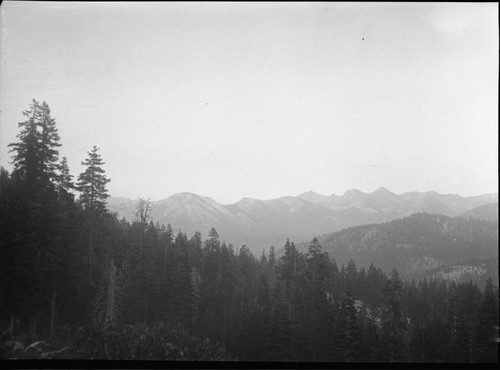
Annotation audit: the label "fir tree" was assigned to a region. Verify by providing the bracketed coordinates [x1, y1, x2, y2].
[56, 157, 75, 196]
[77, 146, 110, 216]
[77, 146, 110, 283]
[5, 100, 68, 340]
[444, 283, 468, 362]
[337, 290, 362, 361]
[76, 146, 111, 323]
[9, 99, 61, 186]
[267, 283, 294, 361]
[379, 269, 409, 362]
[304, 238, 332, 360]
[473, 278, 498, 362]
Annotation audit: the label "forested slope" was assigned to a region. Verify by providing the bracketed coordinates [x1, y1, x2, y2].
[314, 213, 498, 287]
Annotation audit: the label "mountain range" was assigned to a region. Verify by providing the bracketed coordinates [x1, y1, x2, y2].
[106, 188, 498, 251]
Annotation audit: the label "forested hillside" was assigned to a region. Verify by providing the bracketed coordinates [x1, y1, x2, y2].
[0, 100, 498, 362]
[460, 203, 499, 222]
[313, 213, 499, 287]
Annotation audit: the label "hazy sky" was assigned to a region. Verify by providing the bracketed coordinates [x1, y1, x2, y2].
[1, 2, 498, 204]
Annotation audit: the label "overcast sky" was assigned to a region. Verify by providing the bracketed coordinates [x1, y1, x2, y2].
[1, 2, 498, 204]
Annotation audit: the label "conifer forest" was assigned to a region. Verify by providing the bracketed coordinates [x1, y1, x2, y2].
[0, 100, 498, 363]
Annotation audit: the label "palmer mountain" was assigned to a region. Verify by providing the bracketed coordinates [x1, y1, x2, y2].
[106, 187, 497, 251]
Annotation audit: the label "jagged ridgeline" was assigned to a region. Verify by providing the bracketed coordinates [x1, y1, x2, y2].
[0, 100, 498, 362]
[106, 190, 498, 252]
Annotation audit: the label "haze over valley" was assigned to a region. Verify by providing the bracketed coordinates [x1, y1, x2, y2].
[108, 188, 499, 286]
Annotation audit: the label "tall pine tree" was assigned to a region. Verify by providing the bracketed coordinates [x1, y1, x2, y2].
[76, 146, 110, 323]
[77, 146, 110, 285]
[6, 99, 66, 340]
[473, 278, 498, 362]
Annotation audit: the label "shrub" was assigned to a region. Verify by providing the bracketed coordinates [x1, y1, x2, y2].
[72, 321, 233, 360]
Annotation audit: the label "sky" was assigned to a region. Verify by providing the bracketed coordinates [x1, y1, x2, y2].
[1, 2, 498, 204]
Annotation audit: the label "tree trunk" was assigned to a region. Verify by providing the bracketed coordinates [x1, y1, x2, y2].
[1, 313, 15, 340]
[469, 330, 473, 363]
[222, 313, 226, 352]
[106, 260, 116, 322]
[49, 290, 57, 340]
[28, 316, 37, 342]
[9, 312, 14, 337]
[88, 209, 94, 286]
[144, 292, 149, 325]
[86, 209, 95, 322]
[422, 325, 425, 361]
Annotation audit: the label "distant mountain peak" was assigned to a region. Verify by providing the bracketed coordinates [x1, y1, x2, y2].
[156, 192, 223, 208]
[238, 196, 260, 202]
[156, 192, 199, 204]
[234, 197, 264, 209]
[372, 187, 396, 196]
[302, 190, 322, 196]
[374, 186, 390, 193]
[171, 192, 200, 198]
[279, 196, 308, 204]
[343, 188, 365, 196]
[424, 190, 440, 196]
[297, 190, 328, 204]
[106, 196, 135, 206]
